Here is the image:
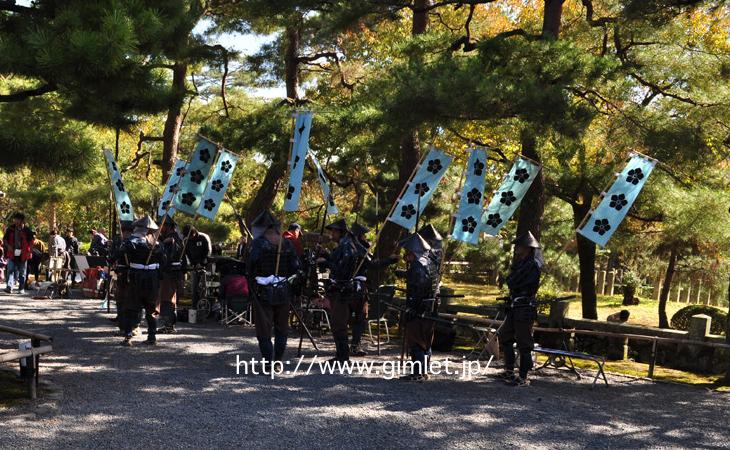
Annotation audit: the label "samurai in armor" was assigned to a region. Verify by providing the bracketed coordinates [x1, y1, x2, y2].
[157, 215, 184, 334]
[396, 232, 439, 381]
[110, 220, 134, 333]
[418, 223, 443, 268]
[498, 231, 543, 386]
[348, 222, 398, 356]
[247, 211, 300, 362]
[119, 215, 165, 347]
[317, 219, 364, 362]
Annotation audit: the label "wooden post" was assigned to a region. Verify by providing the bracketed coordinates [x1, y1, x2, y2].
[606, 270, 616, 296]
[597, 270, 606, 295]
[648, 338, 657, 379]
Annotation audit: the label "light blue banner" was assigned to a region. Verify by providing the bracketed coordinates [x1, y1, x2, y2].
[309, 152, 338, 215]
[284, 111, 313, 212]
[578, 154, 656, 248]
[451, 148, 488, 244]
[173, 137, 218, 216]
[478, 156, 540, 237]
[103, 149, 135, 222]
[197, 150, 240, 220]
[157, 159, 186, 218]
[387, 147, 453, 230]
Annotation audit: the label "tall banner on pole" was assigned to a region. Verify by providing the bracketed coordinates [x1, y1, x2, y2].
[103, 149, 135, 222]
[387, 147, 453, 230]
[158, 159, 186, 218]
[478, 156, 540, 237]
[284, 111, 314, 212]
[451, 148, 488, 244]
[577, 153, 656, 248]
[173, 136, 219, 216]
[196, 149, 240, 220]
[309, 152, 338, 215]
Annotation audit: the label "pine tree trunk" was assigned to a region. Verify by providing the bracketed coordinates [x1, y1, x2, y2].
[244, 159, 287, 225]
[284, 22, 300, 101]
[246, 21, 301, 224]
[542, 0, 564, 39]
[373, 0, 430, 270]
[515, 128, 544, 241]
[161, 62, 187, 184]
[658, 247, 678, 329]
[515, 0, 562, 243]
[573, 197, 598, 319]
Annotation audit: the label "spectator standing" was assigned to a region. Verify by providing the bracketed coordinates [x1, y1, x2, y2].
[0, 248, 6, 284]
[235, 235, 248, 260]
[49, 228, 67, 257]
[89, 229, 108, 257]
[27, 232, 47, 288]
[3, 212, 33, 294]
[64, 228, 80, 255]
[282, 223, 304, 259]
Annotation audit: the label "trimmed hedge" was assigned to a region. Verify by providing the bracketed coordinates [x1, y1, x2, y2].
[670, 305, 727, 335]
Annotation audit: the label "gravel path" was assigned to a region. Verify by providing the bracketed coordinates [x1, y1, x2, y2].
[1, 293, 728, 449]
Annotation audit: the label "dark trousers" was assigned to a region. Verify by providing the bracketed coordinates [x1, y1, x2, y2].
[405, 317, 435, 376]
[252, 297, 289, 361]
[122, 271, 160, 341]
[115, 279, 129, 330]
[350, 294, 368, 347]
[499, 307, 536, 378]
[191, 270, 202, 309]
[329, 292, 356, 361]
[26, 255, 42, 285]
[159, 273, 182, 327]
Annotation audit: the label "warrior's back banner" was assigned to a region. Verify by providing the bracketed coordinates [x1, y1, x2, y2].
[309, 152, 338, 215]
[451, 148, 488, 245]
[197, 149, 240, 220]
[478, 156, 540, 237]
[103, 149, 135, 222]
[284, 111, 314, 212]
[577, 154, 656, 248]
[158, 159, 186, 218]
[387, 147, 453, 230]
[174, 137, 219, 216]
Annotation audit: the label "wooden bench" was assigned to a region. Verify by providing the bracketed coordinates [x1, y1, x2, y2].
[0, 325, 53, 399]
[534, 346, 608, 386]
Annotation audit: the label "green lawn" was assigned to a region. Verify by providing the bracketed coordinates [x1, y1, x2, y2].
[566, 294, 687, 329]
[443, 278, 700, 329]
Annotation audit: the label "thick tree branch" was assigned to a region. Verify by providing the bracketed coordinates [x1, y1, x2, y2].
[296, 51, 339, 63]
[580, 0, 617, 27]
[445, 127, 509, 162]
[0, 83, 56, 102]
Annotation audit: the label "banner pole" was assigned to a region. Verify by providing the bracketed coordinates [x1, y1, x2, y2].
[351, 151, 427, 277]
[438, 149, 469, 281]
[275, 112, 298, 276]
[146, 163, 190, 265]
[375, 192, 381, 356]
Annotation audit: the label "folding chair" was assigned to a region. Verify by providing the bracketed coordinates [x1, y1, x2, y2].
[312, 296, 333, 332]
[367, 285, 395, 345]
[223, 295, 252, 326]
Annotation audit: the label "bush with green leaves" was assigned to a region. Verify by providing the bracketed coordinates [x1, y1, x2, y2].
[670, 305, 727, 335]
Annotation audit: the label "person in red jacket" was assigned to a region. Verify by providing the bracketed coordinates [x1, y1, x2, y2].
[282, 223, 304, 260]
[3, 212, 33, 294]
